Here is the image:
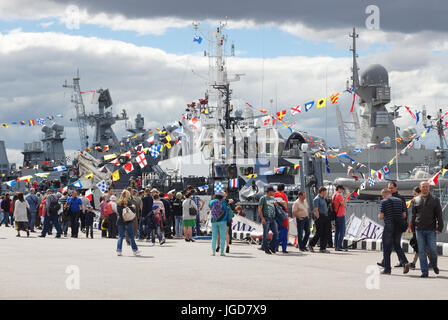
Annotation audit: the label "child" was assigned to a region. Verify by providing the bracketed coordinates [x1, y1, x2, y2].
[150, 200, 165, 245]
[85, 205, 95, 239]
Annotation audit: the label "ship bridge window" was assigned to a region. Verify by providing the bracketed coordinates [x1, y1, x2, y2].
[240, 167, 253, 176]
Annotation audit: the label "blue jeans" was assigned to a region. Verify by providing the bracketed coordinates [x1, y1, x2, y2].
[211, 220, 227, 252]
[1, 211, 9, 226]
[261, 217, 279, 252]
[148, 225, 163, 243]
[28, 210, 37, 231]
[334, 216, 346, 249]
[138, 217, 146, 239]
[276, 226, 288, 252]
[117, 223, 138, 252]
[175, 216, 184, 237]
[382, 219, 408, 272]
[416, 230, 438, 275]
[195, 213, 201, 236]
[41, 212, 61, 237]
[296, 217, 310, 250]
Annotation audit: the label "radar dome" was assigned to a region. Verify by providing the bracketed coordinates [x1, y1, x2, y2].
[361, 64, 389, 86]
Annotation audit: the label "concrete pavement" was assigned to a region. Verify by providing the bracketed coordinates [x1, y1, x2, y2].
[0, 226, 447, 300]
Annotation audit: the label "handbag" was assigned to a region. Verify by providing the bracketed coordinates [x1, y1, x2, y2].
[122, 206, 136, 222]
[189, 199, 197, 216]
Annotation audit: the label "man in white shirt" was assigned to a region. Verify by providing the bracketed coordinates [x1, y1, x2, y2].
[292, 190, 310, 252]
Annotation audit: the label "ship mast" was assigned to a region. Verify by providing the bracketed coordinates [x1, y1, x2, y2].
[63, 70, 88, 150]
[349, 27, 360, 90]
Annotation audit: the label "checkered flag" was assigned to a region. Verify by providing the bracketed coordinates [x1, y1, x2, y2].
[368, 176, 375, 186]
[65, 156, 71, 162]
[149, 145, 160, 159]
[96, 180, 107, 193]
[214, 181, 224, 194]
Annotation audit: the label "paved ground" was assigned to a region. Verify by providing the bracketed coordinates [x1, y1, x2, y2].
[1, 226, 448, 300]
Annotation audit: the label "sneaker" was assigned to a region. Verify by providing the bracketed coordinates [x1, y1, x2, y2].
[117, 251, 122, 256]
[211, 252, 216, 256]
[133, 250, 141, 256]
[403, 263, 410, 274]
[220, 252, 226, 256]
[433, 267, 440, 275]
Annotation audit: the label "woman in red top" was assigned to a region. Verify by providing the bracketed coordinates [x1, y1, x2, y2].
[333, 185, 350, 251]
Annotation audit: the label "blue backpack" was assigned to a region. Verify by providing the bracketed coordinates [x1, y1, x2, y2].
[211, 200, 226, 223]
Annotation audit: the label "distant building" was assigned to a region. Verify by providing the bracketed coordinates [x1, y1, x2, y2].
[0, 141, 9, 176]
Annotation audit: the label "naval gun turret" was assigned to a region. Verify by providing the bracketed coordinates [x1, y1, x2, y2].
[41, 124, 66, 165]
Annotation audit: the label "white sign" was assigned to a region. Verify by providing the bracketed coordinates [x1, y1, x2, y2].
[346, 215, 384, 240]
[231, 215, 262, 233]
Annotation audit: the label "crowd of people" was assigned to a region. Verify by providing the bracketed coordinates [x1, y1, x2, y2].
[1, 179, 446, 277]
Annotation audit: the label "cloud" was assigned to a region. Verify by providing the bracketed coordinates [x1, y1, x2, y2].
[0, 28, 447, 167]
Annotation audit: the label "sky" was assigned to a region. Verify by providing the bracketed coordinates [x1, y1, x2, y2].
[1, 0, 448, 166]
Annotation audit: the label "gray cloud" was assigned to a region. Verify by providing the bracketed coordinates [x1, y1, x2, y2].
[50, 0, 448, 33]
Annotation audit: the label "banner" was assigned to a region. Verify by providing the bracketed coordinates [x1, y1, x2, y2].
[346, 215, 384, 240]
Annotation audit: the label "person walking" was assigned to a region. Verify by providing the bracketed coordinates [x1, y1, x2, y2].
[292, 190, 310, 252]
[182, 191, 198, 242]
[188, 186, 205, 236]
[39, 189, 62, 238]
[209, 192, 229, 256]
[378, 188, 410, 275]
[141, 188, 153, 240]
[215, 192, 234, 253]
[309, 187, 331, 253]
[116, 190, 140, 256]
[25, 188, 39, 233]
[1, 193, 11, 227]
[59, 191, 71, 237]
[332, 185, 350, 251]
[258, 186, 279, 255]
[107, 195, 118, 238]
[172, 192, 184, 238]
[411, 181, 444, 277]
[99, 196, 109, 238]
[13, 193, 30, 237]
[85, 205, 95, 239]
[66, 190, 83, 238]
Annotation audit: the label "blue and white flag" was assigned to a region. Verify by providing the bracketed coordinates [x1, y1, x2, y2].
[149, 145, 161, 159]
[5, 180, 16, 187]
[368, 176, 375, 186]
[382, 165, 390, 175]
[214, 181, 224, 194]
[54, 166, 67, 172]
[198, 185, 209, 192]
[96, 180, 107, 193]
[72, 180, 83, 188]
[304, 101, 315, 112]
[353, 148, 362, 154]
[36, 118, 45, 126]
[193, 35, 203, 44]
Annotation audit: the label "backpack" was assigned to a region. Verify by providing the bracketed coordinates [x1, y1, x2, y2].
[328, 194, 340, 221]
[211, 199, 226, 223]
[275, 204, 288, 226]
[48, 197, 61, 214]
[122, 206, 136, 222]
[105, 203, 113, 215]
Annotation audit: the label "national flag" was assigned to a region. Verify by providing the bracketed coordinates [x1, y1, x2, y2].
[330, 93, 340, 104]
[54, 166, 67, 172]
[112, 170, 120, 182]
[229, 178, 239, 189]
[2, 123, 8, 128]
[35, 172, 50, 179]
[136, 153, 147, 168]
[123, 162, 134, 174]
[304, 101, 314, 112]
[147, 136, 155, 144]
[429, 172, 440, 186]
[85, 173, 93, 180]
[193, 35, 203, 44]
[214, 181, 224, 193]
[317, 98, 326, 109]
[85, 189, 93, 201]
[276, 110, 286, 120]
[290, 105, 302, 116]
[72, 180, 83, 188]
[96, 180, 107, 193]
[353, 148, 362, 154]
[29, 120, 35, 126]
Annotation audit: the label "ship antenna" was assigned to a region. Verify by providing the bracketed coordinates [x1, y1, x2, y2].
[349, 27, 360, 90]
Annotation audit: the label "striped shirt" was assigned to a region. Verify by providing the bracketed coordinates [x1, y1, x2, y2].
[379, 196, 406, 224]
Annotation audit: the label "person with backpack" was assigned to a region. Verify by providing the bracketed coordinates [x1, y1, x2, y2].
[275, 184, 290, 254]
[39, 189, 62, 238]
[332, 185, 351, 251]
[209, 191, 229, 256]
[25, 188, 39, 233]
[182, 191, 198, 242]
[116, 190, 140, 256]
[258, 186, 279, 255]
[215, 191, 234, 254]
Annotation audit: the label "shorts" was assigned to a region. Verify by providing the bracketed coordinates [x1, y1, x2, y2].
[183, 219, 196, 227]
